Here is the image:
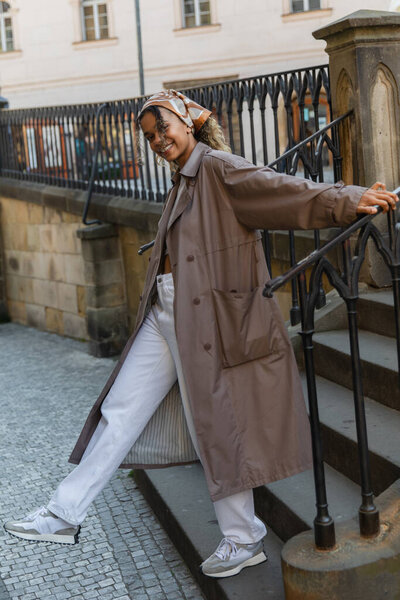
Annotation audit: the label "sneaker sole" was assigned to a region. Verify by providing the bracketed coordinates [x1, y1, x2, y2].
[3, 524, 81, 545]
[202, 550, 268, 578]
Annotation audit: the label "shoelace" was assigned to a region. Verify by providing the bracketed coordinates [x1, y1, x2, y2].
[214, 537, 239, 560]
[26, 506, 48, 520]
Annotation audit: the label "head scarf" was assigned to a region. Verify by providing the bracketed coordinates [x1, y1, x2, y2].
[138, 89, 211, 133]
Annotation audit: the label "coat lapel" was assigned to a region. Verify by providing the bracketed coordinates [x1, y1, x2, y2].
[167, 177, 194, 233]
[165, 141, 210, 233]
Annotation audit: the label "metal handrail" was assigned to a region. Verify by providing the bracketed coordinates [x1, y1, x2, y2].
[263, 187, 400, 549]
[82, 102, 109, 225]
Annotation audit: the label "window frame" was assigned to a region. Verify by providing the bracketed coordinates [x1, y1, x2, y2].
[81, 0, 109, 41]
[0, 7, 13, 52]
[181, 0, 211, 29]
[291, 0, 321, 13]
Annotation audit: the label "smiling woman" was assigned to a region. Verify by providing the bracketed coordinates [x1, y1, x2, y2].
[4, 88, 398, 582]
[135, 89, 230, 172]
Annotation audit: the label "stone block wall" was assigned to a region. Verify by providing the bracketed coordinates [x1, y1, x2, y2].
[0, 179, 159, 356]
[0, 197, 88, 338]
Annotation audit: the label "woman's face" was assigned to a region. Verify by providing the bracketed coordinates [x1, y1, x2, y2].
[140, 107, 196, 168]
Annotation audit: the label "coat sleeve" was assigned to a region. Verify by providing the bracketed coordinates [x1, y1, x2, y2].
[212, 154, 368, 231]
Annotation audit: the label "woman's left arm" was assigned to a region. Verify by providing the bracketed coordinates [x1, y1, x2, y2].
[212, 155, 398, 231]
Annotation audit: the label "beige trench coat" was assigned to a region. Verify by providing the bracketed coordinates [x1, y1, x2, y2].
[69, 141, 367, 502]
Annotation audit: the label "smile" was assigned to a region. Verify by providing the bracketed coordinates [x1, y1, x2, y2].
[161, 143, 173, 155]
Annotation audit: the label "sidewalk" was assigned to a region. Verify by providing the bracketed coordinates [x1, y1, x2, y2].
[0, 322, 205, 600]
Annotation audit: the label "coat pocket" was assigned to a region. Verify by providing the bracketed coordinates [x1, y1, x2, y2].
[211, 285, 286, 368]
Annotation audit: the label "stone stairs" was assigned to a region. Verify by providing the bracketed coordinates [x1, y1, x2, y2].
[134, 288, 400, 599]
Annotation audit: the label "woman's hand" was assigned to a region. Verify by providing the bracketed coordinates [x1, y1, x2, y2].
[356, 182, 398, 215]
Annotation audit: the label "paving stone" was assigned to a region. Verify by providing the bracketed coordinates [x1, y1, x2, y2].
[0, 322, 205, 600]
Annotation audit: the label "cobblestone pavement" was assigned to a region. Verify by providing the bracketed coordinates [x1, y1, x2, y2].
[0, 322, 205, 600]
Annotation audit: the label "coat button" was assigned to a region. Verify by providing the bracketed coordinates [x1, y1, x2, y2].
[187, 255, 194, 262]
[139, 295, 143, 301]
[193, 297, 200, 305]
[204, 343, 211, 351]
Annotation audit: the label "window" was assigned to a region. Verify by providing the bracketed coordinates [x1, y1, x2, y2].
[291, 0, 320, 12]
[0, 2, 13, 52]
[82, 0, 109, 41]
[182, 0, 211, 28]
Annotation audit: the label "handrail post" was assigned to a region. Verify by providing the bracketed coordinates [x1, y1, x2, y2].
[298, 270, 336, 550]
[346, 295, 380, 537]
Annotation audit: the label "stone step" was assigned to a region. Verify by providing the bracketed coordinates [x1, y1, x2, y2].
[301, 373, 400, 496]
[312, 329, 400, 409]
[358, 290, 398, 338]
[133, 465, 285, 600]
[254, 463, 361, 543]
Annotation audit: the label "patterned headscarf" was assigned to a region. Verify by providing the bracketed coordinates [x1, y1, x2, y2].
[138, 89, 212, 133]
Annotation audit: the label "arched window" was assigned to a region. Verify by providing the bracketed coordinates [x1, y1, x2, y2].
[0, 1, 13, 52]
[291, 0, 320, 12]
[81, 0, 109, 41]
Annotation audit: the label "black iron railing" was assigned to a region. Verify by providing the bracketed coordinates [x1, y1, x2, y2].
[264, 186, 400, 550]
[0, 64, 351, 325]
[0, 64, 332, 198]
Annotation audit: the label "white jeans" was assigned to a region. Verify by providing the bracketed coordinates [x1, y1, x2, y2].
[48, 272, 267, 544]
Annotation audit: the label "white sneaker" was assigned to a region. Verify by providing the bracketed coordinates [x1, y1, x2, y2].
[4, 506, 80, 544]
[200, 536, 268, 578]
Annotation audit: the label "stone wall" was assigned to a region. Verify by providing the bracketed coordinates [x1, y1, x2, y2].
[0, 178, 160, 356]
[0, 197, 88, 338]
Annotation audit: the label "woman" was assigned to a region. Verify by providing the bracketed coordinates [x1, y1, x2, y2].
[4, 90, 397, 579]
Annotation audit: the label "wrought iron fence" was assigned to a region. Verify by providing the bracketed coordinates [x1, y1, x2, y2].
[0, 63, 351, 325]
[0, 64, 333, 199]
[263, 187, 400, 550]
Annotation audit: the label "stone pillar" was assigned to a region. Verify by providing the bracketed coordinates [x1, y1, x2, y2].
[77, 223, 128, 358]
[314, 10, 400, 189]
[313, 10, 400, 287]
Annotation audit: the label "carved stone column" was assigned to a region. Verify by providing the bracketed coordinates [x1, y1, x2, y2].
[314, 10, 400, 286]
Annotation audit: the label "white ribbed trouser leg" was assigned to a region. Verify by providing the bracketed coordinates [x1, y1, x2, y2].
[48, 272, 266, 543]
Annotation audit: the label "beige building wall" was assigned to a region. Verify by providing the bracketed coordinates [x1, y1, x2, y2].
[0, 0, 393, 109]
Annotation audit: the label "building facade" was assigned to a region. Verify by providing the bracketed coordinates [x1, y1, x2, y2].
[0, 0, 394, 108]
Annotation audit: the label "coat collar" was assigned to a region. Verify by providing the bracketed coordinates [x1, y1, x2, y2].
[170, 141, 210, 184]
